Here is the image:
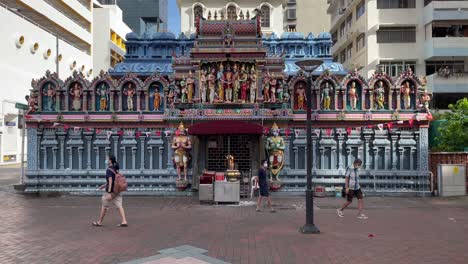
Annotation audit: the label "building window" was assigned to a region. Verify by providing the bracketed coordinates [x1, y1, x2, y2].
[377, 27, 416, 43]
[346, 43, 353, 60]
[194, 5, 203, 23]
[356, 33, 365, 51]
[288, 0, 296, 3]
[346, 14, 353, 30]
[431, 21, 468, 38]
[261, 6, 271, 27]
[356, 1, 365, 19]
[377, 0, 416, 9]
[332, 31, 338, 45]
[288, 25, 296, 32]
[379, 61, 416, 77]
[227, 5, 237, 20]
[340, 50, 346, 63]
[425, 60, 465, 76]
[339, 22, 346, 38]
[334, 56, 339, 62]
[288, 9, 297, 20]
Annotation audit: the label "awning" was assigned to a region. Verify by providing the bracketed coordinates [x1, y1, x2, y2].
[188, 121, 263, 135]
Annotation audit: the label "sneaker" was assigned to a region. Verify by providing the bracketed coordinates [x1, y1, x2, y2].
[357, 214, 368, 219]
[337, 209, 344, 218]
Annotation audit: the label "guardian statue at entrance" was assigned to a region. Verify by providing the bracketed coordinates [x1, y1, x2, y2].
[172, 123, 192, 183]
[266, 123, 285, 190]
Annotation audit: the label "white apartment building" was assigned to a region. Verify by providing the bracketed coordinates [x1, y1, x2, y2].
[328, 0, 468, 109]
[285, 0, 331, 34]
[0, 0, 130, 165]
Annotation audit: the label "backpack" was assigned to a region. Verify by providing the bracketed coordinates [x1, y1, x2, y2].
[109, 168, 128, 193]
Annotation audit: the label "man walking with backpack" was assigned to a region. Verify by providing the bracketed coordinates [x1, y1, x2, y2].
[93, 154, 129, 227]
[337, 158, 368, 219]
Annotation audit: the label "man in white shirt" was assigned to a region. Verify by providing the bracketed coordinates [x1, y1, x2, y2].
[337, 159, 368, 219]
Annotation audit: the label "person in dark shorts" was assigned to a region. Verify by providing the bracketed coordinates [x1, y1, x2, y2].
[337, 159, 368, 219]
[92, 154, 129, 227]
[256, 160, 276, 212]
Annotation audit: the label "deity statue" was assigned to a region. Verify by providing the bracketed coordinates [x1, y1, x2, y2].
[167, 78, 176, 107]
[42, 83, 56, 111]
[420, 90, 431, 113]
[200, 69, 207, 103]
[233, 64, 240, 102]
[96, 83, 109, 111]
[151, 86, 161, 111]
[269, 75, 277, 103]
[124, 83, 136, 111]
[401, 81, 413, 110]
[348, 81, 359, 110]
[296, 82, 306, 110]
[249, 67, 257, 103]
[26, 91, 38, 112]
[374, 81, 385, 110]
[208, 68, 216, 103]
[226, 155, 235, 170]
[263, 73, 270, 102]
[217, 64, 224, 101]
[186, 71, 195, 103]
[239, 66, 249, 102]
[321, 82, 333, 110]
[69, 83, 82, 111]
[266, 123, 285, 183]
[223, 65, 234, 102]
[283, 88, 290, 103]
[180, 76, 187, 103]
[171, 123, 192, 181]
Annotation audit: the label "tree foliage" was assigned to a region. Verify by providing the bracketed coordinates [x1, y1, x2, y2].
[435, 98, 468, 151]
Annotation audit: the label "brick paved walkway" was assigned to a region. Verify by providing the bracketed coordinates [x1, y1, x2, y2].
[1, 188, 468, 264]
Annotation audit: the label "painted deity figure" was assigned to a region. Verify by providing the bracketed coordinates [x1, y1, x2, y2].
[348, 81, 359, 110]
[171, 123, 192, 181]
[27, 91, 38, 112]
[223, 66, 234, 102]
[401, 81, 413, 110]
[296, 82, 306, 110]
[233, 64, 240, 102]
[167, 78, 176, 107]
[420, 90, 431, 113]
[200, 69, 207, 103]
[96, 83, 109, 111]
[217, 64, 224, 101]
[239, 66, 249, 102]
[186, 71, 195, 103]
[321, 82, 333, 110]
[151, 86, 161, 111]
[249, 67, 257, 103]
[124, 83, 136, 111]
[226, 155, 235, 170]
[374, 81, 385, 110]
[208, 68, 216, 103]
[269, 75, 277, 103]
[277, 80, 284, 102]
[283, 88, 290, 103]
[263, 74, 270, 102]
[43, 83, 56, 111]
[266, 123, 285, 182]
[70, 83, 82, 111]
[180, 76, 187, 103]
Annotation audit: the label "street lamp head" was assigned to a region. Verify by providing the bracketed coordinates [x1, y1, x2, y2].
[295, 60, 324, 74]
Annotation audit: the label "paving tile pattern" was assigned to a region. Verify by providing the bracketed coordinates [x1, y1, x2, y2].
[1, 191, 468, 264]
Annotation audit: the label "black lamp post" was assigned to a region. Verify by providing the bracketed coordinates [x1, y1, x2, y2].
[295, 59, 324, 234]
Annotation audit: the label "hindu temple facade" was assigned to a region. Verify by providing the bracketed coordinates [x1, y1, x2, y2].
[25, 14, 432, 196]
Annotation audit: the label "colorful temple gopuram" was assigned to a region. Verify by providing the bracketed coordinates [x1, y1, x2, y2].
[25, 14, 432, 196]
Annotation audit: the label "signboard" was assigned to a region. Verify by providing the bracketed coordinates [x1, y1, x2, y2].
[15, 103, 28, 110]
[3, 155, 16, 162]
[5, 121, 16, 127]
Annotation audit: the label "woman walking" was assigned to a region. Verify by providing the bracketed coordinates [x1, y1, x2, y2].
[256, 160, 276, 213]
[93, 154, 128, 227]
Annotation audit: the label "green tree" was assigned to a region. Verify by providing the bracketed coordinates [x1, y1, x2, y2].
[435, 98, 468, 151]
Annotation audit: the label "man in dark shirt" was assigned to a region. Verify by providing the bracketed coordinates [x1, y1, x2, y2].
[256, 160, 276, 212]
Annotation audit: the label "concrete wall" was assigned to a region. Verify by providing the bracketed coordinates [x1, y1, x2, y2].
[117, 0, 168, 35]
[296, 0, 330, 35]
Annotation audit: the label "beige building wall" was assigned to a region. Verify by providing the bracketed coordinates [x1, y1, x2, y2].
[294, 0, 330, 34]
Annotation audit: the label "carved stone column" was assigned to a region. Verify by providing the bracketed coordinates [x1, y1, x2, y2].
[159, 147, 164, 169]
[132, 147, 137, 169]
[319, 148, 324, 169]
[293, 147, 298, 169]
[140, 136, 146, 170]
[334, 90, 339, 110]
[92, 89, 96, 111]
[42, 147, 47, 169]
[119, 92, 123, 111]
[78, 147, 83, 170]
[84, 132, 93, 170]
[57, 134, 66, 170]
[331, 147, 336, 169]
[346, 147, 351, 168]
[148, 146, 154, 170]
[391, 134, 398, 170]
[55, 92, 61, 111]
[27, 129, 39, 170]
[363, 132, 372, 170]
[312, 136, 318, 170]
[110, 91, 115, 111]
[385, 146, 390, 170]
[369, 90, 374, 110]
[112, 135, 119, 160]
[283, 136, 291, 169]
[83, 91, 88, 111]
[121, 146, 127, 169]
[396, 89, 401, 110]
[399, 148, 404, 170]
[388, 89, 393, 110]
[137, 91, 141, 111]
[373, 147, 379, 170]
[337, 134, 344, 170]
[410, 148, 416, 170]
[67, 147, 72, 169]
[145, 91, 150, 111]
[95, 148, 100, 170]
[53, 147, 58, 169]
